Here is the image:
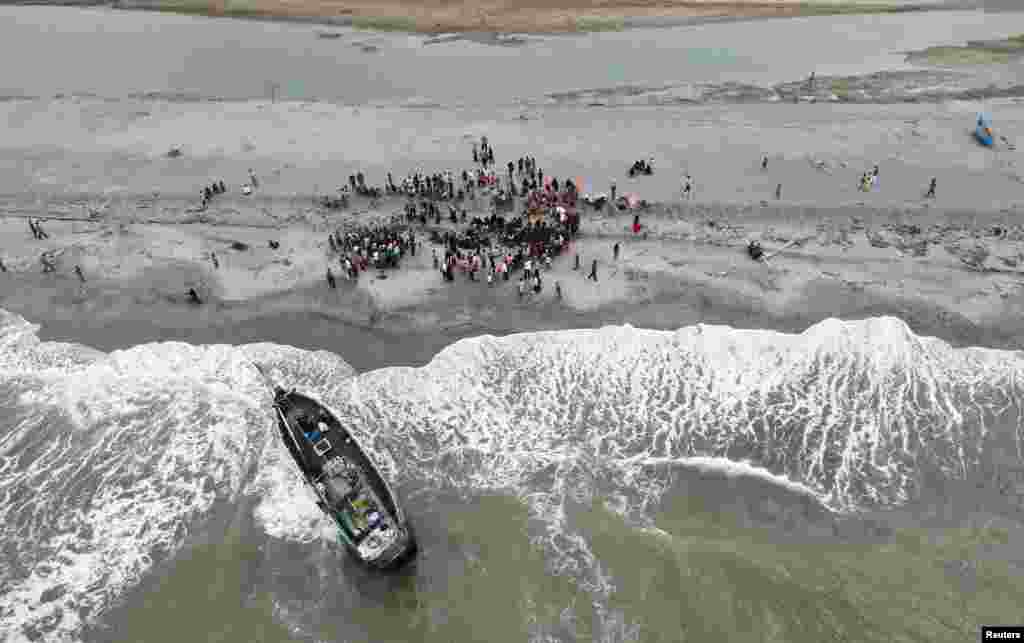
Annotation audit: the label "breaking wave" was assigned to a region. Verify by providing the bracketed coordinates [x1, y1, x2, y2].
[0, 308, 1022, 641]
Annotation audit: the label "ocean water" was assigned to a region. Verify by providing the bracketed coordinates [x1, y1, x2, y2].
[1, 308, 1023, 642]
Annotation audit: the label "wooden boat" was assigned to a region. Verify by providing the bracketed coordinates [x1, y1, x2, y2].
[254, 364, 417, 569]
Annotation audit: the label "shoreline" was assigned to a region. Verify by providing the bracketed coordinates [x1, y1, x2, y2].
[4, 193, 1023, 373]
[3, 97, 1024, 371]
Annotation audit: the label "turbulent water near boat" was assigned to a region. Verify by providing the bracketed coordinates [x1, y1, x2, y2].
[2, 309, 1023, 643]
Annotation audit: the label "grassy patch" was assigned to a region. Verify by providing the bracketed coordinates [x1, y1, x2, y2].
[351, 15, 419, 31]
[912, 32, 1024, 66]
[575, 15, 625, 32]
[831, 78, 851, 99]
[921, 46, 1014, 66]
[151, 0, 266, 18]
[153, 0, 214, 16]
[574, 495, 1024, 643]
[797, 1, 914, 16]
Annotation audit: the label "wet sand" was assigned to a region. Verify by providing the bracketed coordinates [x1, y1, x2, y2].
[3, 96, 1024, 371]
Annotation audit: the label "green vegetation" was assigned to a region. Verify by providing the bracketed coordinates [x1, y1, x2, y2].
[574, 494, 1024, 643]
[152, 0, 215, 16]
[351, 15, 419, 32]
[831, 78, 851, 100]
[574, 15, 625, 32]
[151, 0, 265, 17]
[923, 47, 1013, 65]
[797, 1, 919, 16]
[914, 33, 1024, 66]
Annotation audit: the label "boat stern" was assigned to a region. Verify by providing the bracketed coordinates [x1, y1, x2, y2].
[360, 525, 417, 569]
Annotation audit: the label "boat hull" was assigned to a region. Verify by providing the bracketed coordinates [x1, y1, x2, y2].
[264, 380, 417, 569]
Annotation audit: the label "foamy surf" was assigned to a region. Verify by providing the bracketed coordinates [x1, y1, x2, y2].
[0, 309, 1022, 641]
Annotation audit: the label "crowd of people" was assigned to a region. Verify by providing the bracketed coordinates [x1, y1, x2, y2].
[329, 222, 418, 284]
[18, 134, 657, 308]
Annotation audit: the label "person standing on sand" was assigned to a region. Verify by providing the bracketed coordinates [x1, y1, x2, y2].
[682, 175, 692, 200]
[632, 214, 641, 235]
[587, 259, 598, 282]
[326, 268, 336, 289]
[74, 265, 85, 283]
[574, 254, 580, 271]
[517, 278, 525, 299]
[29, 219, 39, 239]
[0, 258, 6, 272]
[248, 169, 259, 190]
[188, 288, 202, 305]
[775, 183, 782, 200]
[613, 242, 620, 261]
[761, 155, 768, 171]
[610, 181, 617, 203]
[211, 252, 219, 269]
[925, 177, 937, 198]
[555, 281, 562, 300]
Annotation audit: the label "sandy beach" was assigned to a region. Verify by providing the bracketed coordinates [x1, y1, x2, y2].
[2, 96, 1024, 370]
[5, 6, 1024, 643]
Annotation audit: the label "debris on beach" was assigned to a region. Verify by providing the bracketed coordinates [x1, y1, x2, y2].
[165, 145, 183, 158]
[946, 241, 991, 271]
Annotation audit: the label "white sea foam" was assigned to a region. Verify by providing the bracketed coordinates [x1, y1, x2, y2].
[0, 315, 339, 642]
[2, 310, 1023, 642]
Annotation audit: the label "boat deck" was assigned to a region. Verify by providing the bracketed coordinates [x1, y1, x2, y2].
[274, 390, 399, 518]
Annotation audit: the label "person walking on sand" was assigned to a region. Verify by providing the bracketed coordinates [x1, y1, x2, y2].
[326, 268, 336, 289]
[0, 258, 6, 273]
[211, 252, 219, 269]
[517, 278, 525, 299]
[248, 169, 259, 190]
[74, 265, 85, 283]
[574, 253, 580, 271]
[925, 177, 937, 198]
[188, 288, 202, 305]
[775, 183, 782, 200]
[610, 180, 617, 203]
[587, 259, 598, 282]
[632, 214, 641, 235]
[761, 155, 768, 171]
[613, 242, 620, 261]
[555, 281, 562, 300]
[682, 175, 692, 200]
